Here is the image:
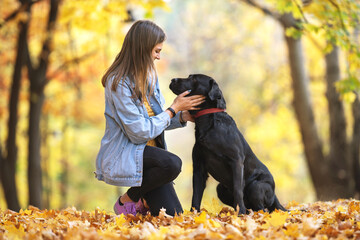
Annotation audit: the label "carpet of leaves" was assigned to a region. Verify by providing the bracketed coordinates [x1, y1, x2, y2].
[1, 199, 360, 239]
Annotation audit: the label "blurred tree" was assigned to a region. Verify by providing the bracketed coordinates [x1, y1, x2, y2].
[0, 0, 32, 212]
[26, 0, 61, 209]
[239, 0, 360, 199]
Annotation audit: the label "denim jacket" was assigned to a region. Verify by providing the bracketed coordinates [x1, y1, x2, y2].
[95, 75, 185, 187]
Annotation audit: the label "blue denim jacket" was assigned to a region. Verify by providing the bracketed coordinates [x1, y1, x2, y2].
[95, 76, 185, 186]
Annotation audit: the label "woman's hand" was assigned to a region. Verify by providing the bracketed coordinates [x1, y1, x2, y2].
[170, 90, 205, 113]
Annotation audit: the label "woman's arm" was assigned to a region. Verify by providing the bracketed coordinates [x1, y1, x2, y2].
[165, 90, 205, 129]
[166, 111, 187, 130]
[111, 81, 171, 144]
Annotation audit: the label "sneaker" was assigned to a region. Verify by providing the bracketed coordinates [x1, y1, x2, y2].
[135, 199, 149, 215]
[113, 200, 136, 215]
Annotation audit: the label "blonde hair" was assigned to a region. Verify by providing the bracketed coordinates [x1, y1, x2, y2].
[101, 20, 166, 102]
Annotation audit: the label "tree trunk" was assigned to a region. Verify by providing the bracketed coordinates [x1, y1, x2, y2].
[60, 121, 69, 209]
[42, 113, 51, 209]
[0, 139, 3, 189]
[28, 79, 45, 207]
[0, 3, 31, 210]
[280, 13, 330, 199]
[325, 45, 352, 198]
[351, 14, 360, 199]
[27, 0, 60, 208]
[352, 95, 360, 197]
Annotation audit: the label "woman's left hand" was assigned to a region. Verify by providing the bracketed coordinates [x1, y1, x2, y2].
[180, 110, 195, 123]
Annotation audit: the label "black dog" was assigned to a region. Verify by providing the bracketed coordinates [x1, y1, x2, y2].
[170, 74, 286, 214]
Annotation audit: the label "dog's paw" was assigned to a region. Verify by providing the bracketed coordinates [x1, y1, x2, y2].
[190, 206, 200, 213]
[238, 209, 247, 215]
[235, 205, 247, 215]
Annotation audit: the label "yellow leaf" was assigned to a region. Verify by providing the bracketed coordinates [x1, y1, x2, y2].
[255, 235, 267, 240]
[148, 226, 169, 240]
[194, 211, 207, 224]
[209, 219, 221, 228]
[115, 214, 126, 227]
[159, 226, 169, 234]
[5, 224, 25, 240]
[286, 200, 299, 208]
[302, 218, 321, 236]
[266, 211, 289, 227]
[19, 209, 32, 215]
[336, 205, 346, 213]
[262, 219, 271, 229]
[183, 209, 192, 215]
[174, 215, 184, 223]
[283, 223, 300, 238]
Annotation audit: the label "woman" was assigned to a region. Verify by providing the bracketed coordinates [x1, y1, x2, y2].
[95, 20, 205, 216]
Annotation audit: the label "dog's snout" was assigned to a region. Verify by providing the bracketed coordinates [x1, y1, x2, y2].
[169, 77, 192, 95]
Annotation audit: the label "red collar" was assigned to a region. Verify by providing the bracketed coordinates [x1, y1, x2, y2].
[193, 108, 226, 118]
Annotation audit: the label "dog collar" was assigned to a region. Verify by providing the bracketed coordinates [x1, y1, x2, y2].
[193, 108, 226, 118]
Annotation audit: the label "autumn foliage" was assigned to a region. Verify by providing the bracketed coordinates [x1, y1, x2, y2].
[1, 199, 360, 239]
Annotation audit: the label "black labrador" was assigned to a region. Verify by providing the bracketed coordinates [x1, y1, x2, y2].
[169, 74, 286, 214]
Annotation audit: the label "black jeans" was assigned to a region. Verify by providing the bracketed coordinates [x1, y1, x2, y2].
[127, 146, 183, 216]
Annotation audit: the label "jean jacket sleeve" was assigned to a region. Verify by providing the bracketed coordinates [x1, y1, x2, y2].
[110, 80, 172, 144]
[166, 111, 187, 130]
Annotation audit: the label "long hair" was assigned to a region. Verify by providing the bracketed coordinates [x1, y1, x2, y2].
[101, 20, 166, 102]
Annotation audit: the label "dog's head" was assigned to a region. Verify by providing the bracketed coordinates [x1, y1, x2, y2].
[169, 74, 226, 110]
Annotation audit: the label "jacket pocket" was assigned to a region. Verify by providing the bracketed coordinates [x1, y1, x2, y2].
[102, 142, 124, 176]
[108, 145, 126, 179]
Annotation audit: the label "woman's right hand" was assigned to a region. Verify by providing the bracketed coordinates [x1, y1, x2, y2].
[170, 90, 205, 113]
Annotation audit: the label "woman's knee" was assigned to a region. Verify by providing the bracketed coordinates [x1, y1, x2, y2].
[166, 154, 182, 178]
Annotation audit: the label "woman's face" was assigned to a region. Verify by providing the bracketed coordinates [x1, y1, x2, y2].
[152, 42, 163, 61]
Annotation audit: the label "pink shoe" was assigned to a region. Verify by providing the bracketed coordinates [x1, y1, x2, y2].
[113, 200, 136, 215]
[135, 199, 149, 215]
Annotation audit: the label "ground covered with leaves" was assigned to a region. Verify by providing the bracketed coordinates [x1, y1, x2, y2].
[1, 199, 360, 239]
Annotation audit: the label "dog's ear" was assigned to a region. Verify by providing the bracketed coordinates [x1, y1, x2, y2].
[208, 79, 220, 101]
[208, 79, 226, 109]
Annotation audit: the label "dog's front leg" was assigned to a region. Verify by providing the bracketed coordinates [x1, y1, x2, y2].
[191, 144, 208, 211]
[231, 160, 246, 214]
[191, 168, 207, 211]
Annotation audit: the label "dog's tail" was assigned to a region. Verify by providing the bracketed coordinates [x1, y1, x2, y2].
[268, 195, 287, 212]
